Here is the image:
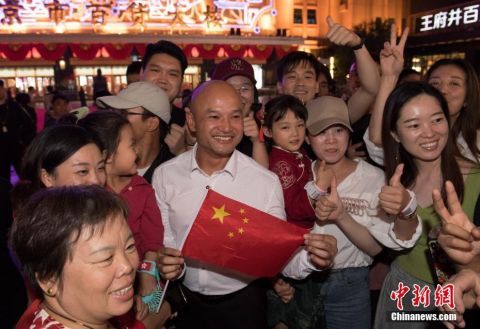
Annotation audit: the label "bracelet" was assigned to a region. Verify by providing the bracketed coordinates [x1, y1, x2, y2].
[138, 260, 158, 276]
[401, 189, 417, 217]
[304, 181, 328, 200]
[350, 40, 364, 51]
[138, 260, 164, 313]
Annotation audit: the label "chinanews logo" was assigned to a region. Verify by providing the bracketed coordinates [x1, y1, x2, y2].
[389, 282, 457, 322]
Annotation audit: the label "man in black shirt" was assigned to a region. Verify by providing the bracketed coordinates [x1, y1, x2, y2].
[140, 40, 190, 157]
[0, 80, 23, 182]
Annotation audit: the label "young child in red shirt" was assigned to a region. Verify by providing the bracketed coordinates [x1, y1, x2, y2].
[79, 111, 165, 322]
[263, 94, 319, 229]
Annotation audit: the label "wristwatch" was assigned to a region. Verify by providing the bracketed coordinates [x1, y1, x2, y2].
[351, 40, 364, 51]
[304, 181, 328, 200]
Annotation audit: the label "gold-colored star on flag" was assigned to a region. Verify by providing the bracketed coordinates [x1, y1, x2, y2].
[238, 227, 245, 235]
[239, 208, 245, 214]
[211, 204, 230, 224]
[242, 217, 249, 224]
[228, 232, 235, 238]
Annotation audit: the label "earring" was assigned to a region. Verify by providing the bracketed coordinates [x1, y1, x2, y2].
[46, 288, 55, 297]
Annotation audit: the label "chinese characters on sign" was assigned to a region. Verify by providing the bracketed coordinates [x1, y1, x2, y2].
[390, 282, 455, 311]
[0, 0, 276, 33]
[419, 3, 479, 32]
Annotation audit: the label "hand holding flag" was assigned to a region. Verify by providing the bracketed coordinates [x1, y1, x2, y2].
[181, 189, 309, 278]
[304, 233, 337, 269]
[157, 247, 184, 281]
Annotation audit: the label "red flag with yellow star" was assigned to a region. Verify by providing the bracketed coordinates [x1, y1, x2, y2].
[181, 189, 308, 278]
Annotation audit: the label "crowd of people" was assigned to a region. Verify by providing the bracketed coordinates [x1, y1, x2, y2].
[1, 16, 480, 329]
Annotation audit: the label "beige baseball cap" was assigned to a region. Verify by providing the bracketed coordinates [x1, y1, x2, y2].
[305, 96, 352, 135]
[97, 81, 171, 124]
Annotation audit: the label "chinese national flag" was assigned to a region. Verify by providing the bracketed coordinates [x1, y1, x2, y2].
[181, 189, 309, 278]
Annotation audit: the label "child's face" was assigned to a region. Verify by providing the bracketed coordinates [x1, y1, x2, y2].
[308, 125, 349, 165]
[52, 99, 69, 118]
[265, 109, 305, 153]
[277, 62, 319, 104]
[109, 125, 138, 176]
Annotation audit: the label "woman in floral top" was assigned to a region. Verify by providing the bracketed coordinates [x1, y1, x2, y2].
[11, 186, 143, 329]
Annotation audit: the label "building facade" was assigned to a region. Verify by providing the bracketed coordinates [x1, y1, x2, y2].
[0, 0, 407, 101]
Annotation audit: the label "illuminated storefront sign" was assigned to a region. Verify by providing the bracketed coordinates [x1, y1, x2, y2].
[416, 1, 480, 32]
[0, 0, 276, 34]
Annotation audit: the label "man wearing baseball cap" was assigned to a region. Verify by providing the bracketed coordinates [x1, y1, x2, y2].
[210, 57, 268, 168]
[97, 81, 174, 183]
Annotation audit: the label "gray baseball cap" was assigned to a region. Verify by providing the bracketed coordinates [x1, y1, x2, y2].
[306, 96, 352, 135]
[97, 81, 171, 124]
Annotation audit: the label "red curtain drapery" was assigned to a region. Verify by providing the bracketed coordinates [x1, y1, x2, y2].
[133, 43, 147, 57]
[104, 44, 134, 60]
[34, 43, 67, 61]
[0, 44, 32, 60]
[274, 45, 298, 58]
[0, 42, 294, 61]
[249, 45, 274, 60]
[223, 44, 247, 58]
[197, 44, 220, 60]
[70, 44, 102, 60]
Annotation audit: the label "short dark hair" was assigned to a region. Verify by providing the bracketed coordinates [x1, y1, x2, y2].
[15, 92, 31, 107]
[263, 95, 307, 149]
[276, 51, 323, 82]
[126, 61, 143, 76]
[263, 94, 308, 129]
[78, 111, 129, 160]
[20, 125, 100, 190]
[51, 93, 69, 105]
[382, 81, 464, 199]
[142, 40, 188, 75]
[10, 185, 128, 297]
[398, 68, 421, 84]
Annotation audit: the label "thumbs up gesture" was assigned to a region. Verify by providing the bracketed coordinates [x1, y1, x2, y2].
[315, 174, 345, 222]
[379, 164, 412, 216]
[314, 160, 334, 192]
[244, 111, 260, 142]
[326, 16, 362, 48]
[435, 181, 480, 265]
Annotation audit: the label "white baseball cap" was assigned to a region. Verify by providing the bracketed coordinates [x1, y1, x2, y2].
[97, 81, 171, 124]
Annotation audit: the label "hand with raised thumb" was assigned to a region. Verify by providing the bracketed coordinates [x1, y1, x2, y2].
[314, 160, 334, 192]
[326, 16, 362, 48]
[315, 175, 345, 222]
[379, 163, 411, 215]
[244, 111, 260, 142]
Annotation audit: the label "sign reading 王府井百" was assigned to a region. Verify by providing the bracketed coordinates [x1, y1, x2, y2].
[414, 1, 480, 33]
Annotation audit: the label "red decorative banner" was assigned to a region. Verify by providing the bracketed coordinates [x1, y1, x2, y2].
[249, 45, 274, 60]
[104, 44, 134, 60]
[275, 45, 299, 58]
[0, 44, 32, 60]
[223, 44, 247, 58]
[34, 43, 67, 61]
[197, 44, 220, 60]
[70, 44, 102, 60]
[133, 43, 147, 57]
